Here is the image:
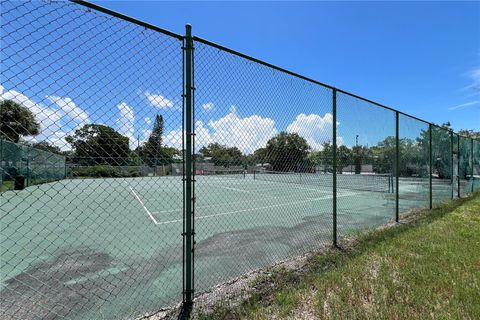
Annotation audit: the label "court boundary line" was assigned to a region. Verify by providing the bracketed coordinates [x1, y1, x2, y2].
[151, 184, 335, 214]
[153, 191, 357, 226]
[128, 185, 159, 225]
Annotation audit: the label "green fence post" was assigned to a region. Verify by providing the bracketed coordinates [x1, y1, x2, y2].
[457, 135, 460, 198]
[471, 138, 474, 193]
[332, 88, 337, 247]
[450, 131, 454, 200]
[183, 24, 194, 307]
[429, 124, 432, 209]
[395, 112, 399, 222]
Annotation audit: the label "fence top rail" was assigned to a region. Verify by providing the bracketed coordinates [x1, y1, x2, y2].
[192, 36, 336, 91]
[193, 36, 442, 128]
[65, 3, 478, 141]
[71, 0, 184, 41]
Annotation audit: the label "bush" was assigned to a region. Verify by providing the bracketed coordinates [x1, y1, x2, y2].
[70, 165, 149, 178]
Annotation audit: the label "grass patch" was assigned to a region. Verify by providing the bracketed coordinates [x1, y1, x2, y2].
[0, 180, 14, 192]
[199, 194, 480, 320]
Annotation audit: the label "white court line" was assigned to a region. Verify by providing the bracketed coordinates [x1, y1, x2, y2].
[215, 183, 331, 195]
[151, 185, 335, 214]
[128, 185, 159, 225]
[218, 186, 252, 193]
[152, 191, 323, 214]
[154, 192, 355, 226]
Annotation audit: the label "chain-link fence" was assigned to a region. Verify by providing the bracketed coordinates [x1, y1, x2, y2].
[1, 139, 66, 189]
[1, 1, 479, 319]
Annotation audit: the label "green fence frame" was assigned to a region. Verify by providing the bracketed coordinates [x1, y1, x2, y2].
[2, 1, 479, 316]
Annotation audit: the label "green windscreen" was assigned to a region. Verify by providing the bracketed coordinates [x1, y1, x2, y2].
[431, 126, 453, 204]
[0, 139, 66, 190]
[458, 136, 472, 196]
[474, 139, 480, 192]
[398, 115, 430, 213]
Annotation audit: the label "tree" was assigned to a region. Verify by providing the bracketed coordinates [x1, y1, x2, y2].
[370, 136, 395, 174]
[351, 145, 373, 174]
[66, 124, 130, 166]
[265, 132, 311, 172]
[252, 148, 268, 166]
[308, 143, 351, 173]
[0, 99, 40, 142]
[199, 143, 243, 166]
[458, 129, 480, 139]
[30, 141, 61, 154]
[137, 115, 178, 166]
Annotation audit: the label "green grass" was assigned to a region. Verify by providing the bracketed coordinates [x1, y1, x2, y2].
[199, 193, 480, 320]
[0, 180, 14, 192]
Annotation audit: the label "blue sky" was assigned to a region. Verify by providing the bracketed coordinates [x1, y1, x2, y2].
[1, 1, 478, 153]
[94, 0, 479, 132]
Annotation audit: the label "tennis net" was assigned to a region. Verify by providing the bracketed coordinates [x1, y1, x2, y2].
[254, 170, 393, 193]
[201, 168, 246, 179]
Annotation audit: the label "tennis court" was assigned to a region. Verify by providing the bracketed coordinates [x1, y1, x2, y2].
[1, 172, 401, 319]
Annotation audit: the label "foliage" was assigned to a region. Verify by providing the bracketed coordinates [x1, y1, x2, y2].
[199, 142, 243, 166]
[0, 99, 40, 143]
[308, 143, 351, 173]
[29, 141, 62, 154]
[65, 124, 130, 166]
[265, 132, 310, 172]
[71, 165, 139, 178]
[351, 145, 372, 174]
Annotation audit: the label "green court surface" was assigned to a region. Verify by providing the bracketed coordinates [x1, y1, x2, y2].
[0, 174, 467, 319]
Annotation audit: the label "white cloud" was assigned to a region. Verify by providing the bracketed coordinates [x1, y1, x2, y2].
[46, 95, 89, 126]
[116, 102, 135, 148]
[464, 68, 480, 93]
[201, 102, 215, 111]
[144, 91, 174, 109]
[207, 106, 277, 154]
[162, 108, 345, 154]
[163, 107, 277, 154]
[163, 120, 211, 151]
[144, 117, 152, 125]
[448, 101, 479, 110]
[286, 113, 342, 150]
[0, 85, 75, 150]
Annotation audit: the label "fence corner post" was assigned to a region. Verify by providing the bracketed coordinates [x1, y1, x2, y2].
[332, 88, 337, 247]
[183, 23, 194, 308]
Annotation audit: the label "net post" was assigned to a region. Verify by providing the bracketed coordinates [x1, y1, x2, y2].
[183, 23, 194, 307]
[332, 88, 337, 247]
[429, 123, 432, 209]
[450, 131, 454, 199]
[395, 111, 399, 222]
[471, 138, 474, 193]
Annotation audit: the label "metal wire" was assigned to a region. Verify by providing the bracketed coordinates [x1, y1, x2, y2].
[1, 1, 479, 319]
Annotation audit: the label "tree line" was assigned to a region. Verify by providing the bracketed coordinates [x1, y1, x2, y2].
[1, 99, 478, 179]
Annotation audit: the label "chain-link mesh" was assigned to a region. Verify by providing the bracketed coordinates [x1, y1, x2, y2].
[192, 39, 333, 305]
[398, 115, 430, 213]
[1, 1, 480, 318]
[459, 136, 473, 196]
[336, 92, 395, 234]
[0, 139, 66, 190]
[431, 126, 453, 205]
[474, 139, 480, 192]
[1, 1, 183, 319]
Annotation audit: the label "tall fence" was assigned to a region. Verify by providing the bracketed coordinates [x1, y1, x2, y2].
[0, 1, 479, 319]
[1, 139, 66, 188]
